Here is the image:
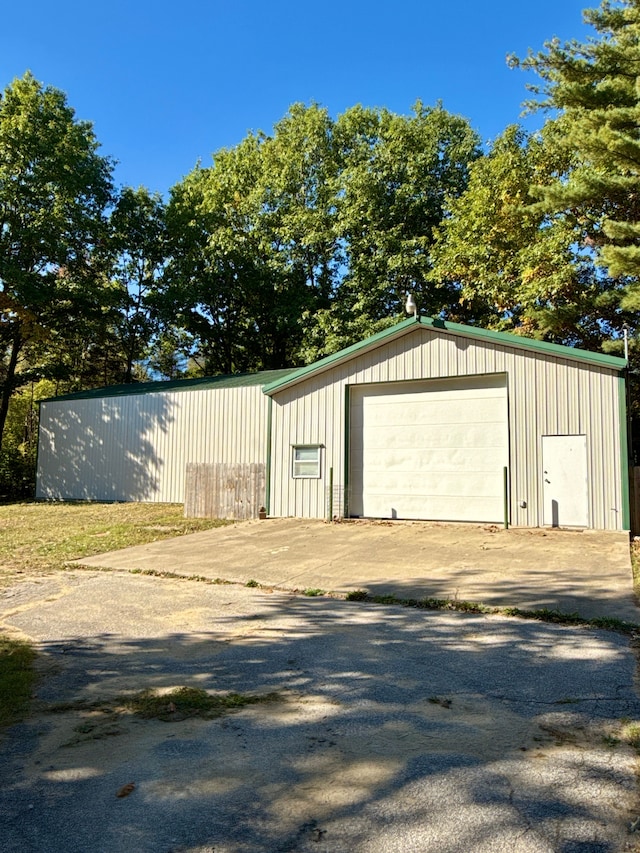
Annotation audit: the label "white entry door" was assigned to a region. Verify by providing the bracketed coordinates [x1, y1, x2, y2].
[542, 435, 589, 527]
[349, 375, 508, 523]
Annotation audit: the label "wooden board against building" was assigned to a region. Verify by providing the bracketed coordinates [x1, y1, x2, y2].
[184, 463, 265, 520]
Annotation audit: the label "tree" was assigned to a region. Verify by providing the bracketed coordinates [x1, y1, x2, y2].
[108, 186, 167, 382]
[430, 125, 631, 349]
[163, 146, 280, 376]
[0, 378, 55, 497]
[431, 127, 539, 330]
[258, 102, 339, 309]
[163, 104, 340, 374]
[505, 0, 640, 451]
[164, 102, 481, 372]
[302, 103, 481, 358]
[509, 0, 640, 282]
[0, 72, 113, 446]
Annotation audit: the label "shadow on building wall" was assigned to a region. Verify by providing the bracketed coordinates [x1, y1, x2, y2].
[36, 393, 176, 502]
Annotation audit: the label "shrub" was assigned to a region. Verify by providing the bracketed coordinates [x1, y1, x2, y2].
[0, 446, 35, 500]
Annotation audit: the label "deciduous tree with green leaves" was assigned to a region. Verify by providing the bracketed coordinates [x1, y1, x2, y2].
[164, 102, 480, 371]
[302, 103, 481, 358]
[163, 104, 340, 374]
[108, 186, 167, 382]
[0, 72, 113, 446]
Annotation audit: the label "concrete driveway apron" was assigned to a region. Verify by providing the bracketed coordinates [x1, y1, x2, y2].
[76, 517, 638, 623]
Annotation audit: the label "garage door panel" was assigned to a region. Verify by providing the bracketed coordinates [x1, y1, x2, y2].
[362, 494, 504, 523]
[362, 471, 503, 499]
[364, 397, 505, 427]
[362, 423, 505, 451]
[355, 446, 508, 474]
[350, 376, 508, 522]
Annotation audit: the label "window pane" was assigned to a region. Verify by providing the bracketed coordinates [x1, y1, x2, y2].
[293, 446, 320, 478]
[295, 447, 318, 462]
[295, 461, 318, 477]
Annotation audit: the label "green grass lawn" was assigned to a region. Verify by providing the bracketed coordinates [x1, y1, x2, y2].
[0, 500, 228, 587]
[0, 501, 229, 731]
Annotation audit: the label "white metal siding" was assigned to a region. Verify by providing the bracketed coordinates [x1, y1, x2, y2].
[37, 385, 269, 503]
[269, 326, 624, 530]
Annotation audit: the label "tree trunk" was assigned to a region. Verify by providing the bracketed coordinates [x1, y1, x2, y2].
[125, 351, 134, 383]
[0, 326, 22, 449]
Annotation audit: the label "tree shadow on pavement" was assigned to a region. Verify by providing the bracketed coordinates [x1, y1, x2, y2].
[2, 583, 640, 853]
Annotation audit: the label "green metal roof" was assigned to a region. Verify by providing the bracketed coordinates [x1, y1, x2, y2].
[262, 316, 627, 395]
[44, 318, 627, 404]
[43, 368, 296, 403]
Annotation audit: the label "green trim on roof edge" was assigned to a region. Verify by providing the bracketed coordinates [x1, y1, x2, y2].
[262, 316, 626, 395]
[420, 316, 626, 368]
[43, 368, 296, 403]
[262, 318, 418, 394]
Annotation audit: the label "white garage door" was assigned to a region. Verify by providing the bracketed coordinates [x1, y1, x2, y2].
[349, 375, 509, 522]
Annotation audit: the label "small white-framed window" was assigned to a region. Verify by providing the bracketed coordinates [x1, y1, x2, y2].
[292, 445, 321, 479]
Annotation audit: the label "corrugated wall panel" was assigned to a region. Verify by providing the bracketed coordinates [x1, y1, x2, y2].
[37, 385, 270, 503]
[269, 326, 624, 530]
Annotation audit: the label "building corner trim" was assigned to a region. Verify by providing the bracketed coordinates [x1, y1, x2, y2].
[265, 396, 273, 516]
[619, 373, 631, 531]
[343, 385, 350, 518]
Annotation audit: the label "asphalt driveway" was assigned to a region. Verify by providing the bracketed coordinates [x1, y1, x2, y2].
[3, 519, 639, 852]
[2, 570, 640, 852]
[77, 518, 638, 623]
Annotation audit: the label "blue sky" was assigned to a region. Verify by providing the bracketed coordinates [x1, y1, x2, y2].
[2, 0, 592, 197]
